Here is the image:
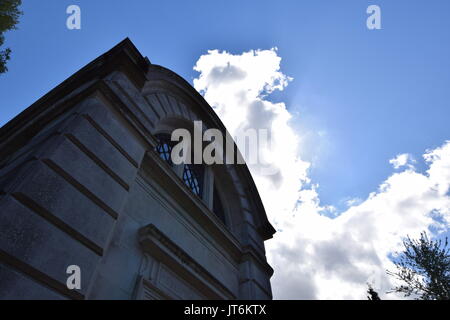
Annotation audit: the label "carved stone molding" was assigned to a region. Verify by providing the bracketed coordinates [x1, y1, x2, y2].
[138, 223, 236, 300]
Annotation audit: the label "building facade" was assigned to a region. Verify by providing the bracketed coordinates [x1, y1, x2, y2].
[0, 39, 275, 300]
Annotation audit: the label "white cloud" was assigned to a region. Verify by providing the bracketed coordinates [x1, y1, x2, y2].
[194, 48, 309, 220]
[345, 197, 363, 207]
[193, 49, 450, 300]
[389, 153, 415, 169]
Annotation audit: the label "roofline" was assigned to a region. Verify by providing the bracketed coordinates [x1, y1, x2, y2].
[0, 38, 148, 142]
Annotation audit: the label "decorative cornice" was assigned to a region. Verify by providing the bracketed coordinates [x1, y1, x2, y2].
[140, 149, 243, 260]
[138, 223, 236, 300]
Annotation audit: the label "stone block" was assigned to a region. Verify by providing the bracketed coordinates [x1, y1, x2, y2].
[78, 97, 145, 166]
[45, 136, 128, 216]
[0, 262, 67, 300]
[0, 195, 99, 296]
[17, 160, 115, 250]
[64, 115, 138, 187]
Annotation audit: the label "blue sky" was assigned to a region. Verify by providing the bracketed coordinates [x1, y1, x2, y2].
[1, 0, 449, 210]
[1, 1, 449, 299]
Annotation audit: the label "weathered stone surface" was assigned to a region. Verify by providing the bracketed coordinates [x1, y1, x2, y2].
[144, 94, 166, 119]
[106, 71, 159, 127]
[124, 176, 240, 296]
[0, 263, 67, 300]
[44, 136, 128, 215]
[0, 195, 99, 296]
[17, 160, 115, 250]
[78, 97, 146, 166]
[64, 114, 138, 187]
[157, 264, 204, 300]
[105, 79, 156, 132]
[89, 237, 143, 297]
[239, 258, 271, 297]
[240, 221, 266, 255]
[157, 93, 175, 116]
[88, 274, 133, 300]
[239, 280, 271, 300]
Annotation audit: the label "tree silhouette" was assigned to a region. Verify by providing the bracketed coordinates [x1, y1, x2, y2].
[387, 232, 450, 300]
[0, 0, 22, 74]
[367, 284, 381, 300]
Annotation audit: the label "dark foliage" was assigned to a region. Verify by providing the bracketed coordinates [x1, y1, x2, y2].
[387, 232, 450, 300]
[0, 0, 22, 74]
[367, 284, 381, 300]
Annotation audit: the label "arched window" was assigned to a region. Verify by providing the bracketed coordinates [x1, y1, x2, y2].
[154, 133, 228, 228]
[154, 133, 205, 198]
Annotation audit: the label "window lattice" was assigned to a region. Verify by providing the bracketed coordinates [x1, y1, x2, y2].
[154, 133, 204, 198]
[182, 164, 203, 197]
[155, 134, 174, 166]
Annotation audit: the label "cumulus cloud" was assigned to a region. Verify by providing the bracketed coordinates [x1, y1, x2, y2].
[194, 48, 309, 220]
[389, 153, 415, 169]
[193, 49, 450, 300]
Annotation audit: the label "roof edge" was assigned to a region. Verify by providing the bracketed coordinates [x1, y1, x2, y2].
[0, 38, 149, 141]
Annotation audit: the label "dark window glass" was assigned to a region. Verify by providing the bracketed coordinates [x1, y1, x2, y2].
[155, 134, 174, 166]
[182, 164, 204, 197]
[155, 133, 205, 198]
[213, 186, 226, 224]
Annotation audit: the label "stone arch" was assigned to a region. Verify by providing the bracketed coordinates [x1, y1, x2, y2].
[140, 64, 275, 240]
[140, 83, 257, 242]
[142, 90, 202, 127]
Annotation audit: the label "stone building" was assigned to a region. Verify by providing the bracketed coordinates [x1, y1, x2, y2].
[0, 39, 275, 300]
